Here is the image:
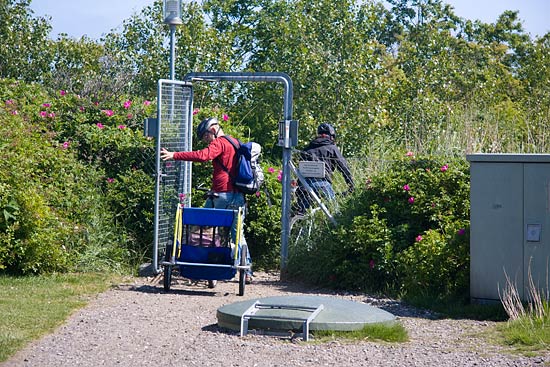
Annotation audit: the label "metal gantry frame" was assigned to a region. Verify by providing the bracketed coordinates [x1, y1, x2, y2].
[152, 72, 295, 276]
[182, 72, 294, 276]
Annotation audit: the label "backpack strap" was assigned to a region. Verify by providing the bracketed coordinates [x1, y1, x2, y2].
[216, 135, 240, 179]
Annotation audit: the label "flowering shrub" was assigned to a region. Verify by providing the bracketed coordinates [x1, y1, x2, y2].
[0, 79, 153, 274]
[288, 154, 470, 300]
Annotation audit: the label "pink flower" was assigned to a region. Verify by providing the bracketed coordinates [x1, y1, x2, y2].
[369, 259, 375, 269]
[277, 174, 282, 182]
[5, 99, 14, 105]
[11, 110, 18, 115]
[96, 123, 104, 129]
[268, 167, 275, 173]
[48, 112, 55, 118]
[143, 100, 151, 106]
[60, 90, 66, 96]
[107, 178, 114, 183]
[40, 111, 47, 117]
[440, 164, 448, 172]
[42, 103, 51, 108]
[406, 151, 414, 157]
[118, 125, 126, 129]
[255, 191, 261, 197]
[457, 228, 466, 236]
[79, 106, 85, 112]
[222, 114, 229, 121]
[192, 108, 199, 115]
[178, 193, 186, 202]
[126, 113, 133, 119]
[62, 141, 70, 149]
[102, 109, 114, 117]
[415, 235, 423, 242]
[123, 100, 132, 109]
[403, 184, 410, 191]
[408, 196, 415, 204]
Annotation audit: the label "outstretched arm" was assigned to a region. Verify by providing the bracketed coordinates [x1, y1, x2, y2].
[334, 150, 354, 193]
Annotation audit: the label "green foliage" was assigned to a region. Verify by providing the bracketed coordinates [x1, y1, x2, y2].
[245, 161, 283, 270]
[288, 154, 471, 299]
[0, 88, 98, 273]
[0, 0, 53, 82]
[497, 307, 550, 353]
[314, 321, 408, 343]
[0, 79, 153, 274]
[103, 168, 155, 262]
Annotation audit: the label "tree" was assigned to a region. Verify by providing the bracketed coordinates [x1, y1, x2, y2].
[0, 0, 53, 82]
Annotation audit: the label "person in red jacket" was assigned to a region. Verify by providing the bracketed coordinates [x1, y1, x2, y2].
[161, 117, 252, 284]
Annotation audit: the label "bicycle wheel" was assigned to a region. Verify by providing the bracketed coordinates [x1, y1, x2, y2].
[289, 214, 311, 249]
[163, 265, 172, 291]
[163, 244, 173, 291]
[238, 244, 248, 296]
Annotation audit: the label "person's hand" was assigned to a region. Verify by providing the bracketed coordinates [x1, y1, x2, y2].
[160, 148, 174, 161]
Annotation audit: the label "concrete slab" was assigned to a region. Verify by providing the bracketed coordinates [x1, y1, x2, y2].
[217, 295, 396, 332]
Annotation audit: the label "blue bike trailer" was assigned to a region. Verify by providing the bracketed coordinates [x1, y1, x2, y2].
[162, 206, 250, 295]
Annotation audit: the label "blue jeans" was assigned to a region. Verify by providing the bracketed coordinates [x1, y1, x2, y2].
[296, 178, 335, 213]
[204, 192, 252, 275]
[307, 178, 336, 200]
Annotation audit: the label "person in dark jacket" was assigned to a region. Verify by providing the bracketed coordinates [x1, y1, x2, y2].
[295, 123, 354, 213]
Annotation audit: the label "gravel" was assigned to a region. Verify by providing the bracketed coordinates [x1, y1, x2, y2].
[3, 271, 549, 367]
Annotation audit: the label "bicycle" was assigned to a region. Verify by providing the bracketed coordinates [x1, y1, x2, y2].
[288, 161, 336, 251]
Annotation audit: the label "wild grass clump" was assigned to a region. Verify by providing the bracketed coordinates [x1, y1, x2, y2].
[498, 263, 550, 352]
[313, 321, 408, 343]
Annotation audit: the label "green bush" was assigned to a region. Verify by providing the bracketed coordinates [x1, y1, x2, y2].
[288, 154, 471, 299]
[245, 162, 283, 270]
[0, 79, 135, 274]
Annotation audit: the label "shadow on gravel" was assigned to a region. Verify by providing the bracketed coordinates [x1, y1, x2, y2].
[201, 323, 239, 336]
[120, 284, 220, 297]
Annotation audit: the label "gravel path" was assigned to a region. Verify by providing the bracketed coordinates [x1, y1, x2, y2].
[3, 272, 549, 367]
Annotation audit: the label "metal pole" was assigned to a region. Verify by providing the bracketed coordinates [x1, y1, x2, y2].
[169, 24, 176, 80]
[168, 24, 176, 122]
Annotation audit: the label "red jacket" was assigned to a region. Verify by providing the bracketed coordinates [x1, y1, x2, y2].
[173, 136, 238, 192]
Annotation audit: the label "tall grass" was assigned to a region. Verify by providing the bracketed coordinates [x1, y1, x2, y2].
[498, 261, 550, 352]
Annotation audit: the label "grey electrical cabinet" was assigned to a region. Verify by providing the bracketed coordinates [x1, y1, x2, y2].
[467, 154, 550, 302]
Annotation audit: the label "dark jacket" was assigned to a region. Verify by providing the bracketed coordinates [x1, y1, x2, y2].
[301, 136, 354, 192]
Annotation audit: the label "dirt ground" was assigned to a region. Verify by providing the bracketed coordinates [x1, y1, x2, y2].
[3, 271, 549, 367]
